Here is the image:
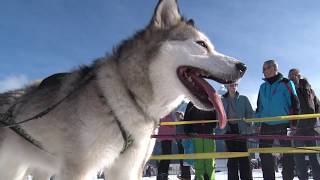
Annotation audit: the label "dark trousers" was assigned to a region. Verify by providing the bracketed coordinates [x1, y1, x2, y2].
[259, 123, 294, 180]
[294, 130, 320, 180]
[225, 124, 253, 180]
[157, 140, 172, 180]
[177, 139, 191, 179]
[177, 139, 185, 167]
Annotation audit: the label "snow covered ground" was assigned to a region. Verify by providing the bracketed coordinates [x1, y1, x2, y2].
[26, 169, 306, 180]
[142, 169, 301, 180]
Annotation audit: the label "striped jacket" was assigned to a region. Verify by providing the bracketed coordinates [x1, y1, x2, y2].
[256, 73, 300, 125]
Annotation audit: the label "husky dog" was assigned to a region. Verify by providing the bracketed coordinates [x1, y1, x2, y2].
[0, 0, 246, 179]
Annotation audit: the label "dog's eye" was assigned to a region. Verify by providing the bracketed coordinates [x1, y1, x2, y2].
[196, 41, 208, 50]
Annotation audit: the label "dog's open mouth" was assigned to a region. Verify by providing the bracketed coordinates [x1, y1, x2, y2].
[177, 66, 235, 128]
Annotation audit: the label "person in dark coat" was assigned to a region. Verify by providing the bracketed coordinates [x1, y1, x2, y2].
[288, 68, 320, 180]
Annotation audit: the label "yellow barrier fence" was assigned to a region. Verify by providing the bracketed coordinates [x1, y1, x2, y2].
[154, 114, 320, 160]
[150, 147, 320, 160]
[160, 113, 320, 126]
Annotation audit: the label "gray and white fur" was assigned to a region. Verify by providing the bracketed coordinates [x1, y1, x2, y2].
[0, 0, 246, 179]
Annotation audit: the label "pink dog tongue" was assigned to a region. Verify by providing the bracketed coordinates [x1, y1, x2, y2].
[191, 74, 227, 129]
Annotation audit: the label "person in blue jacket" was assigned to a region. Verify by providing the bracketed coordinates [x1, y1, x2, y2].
[256, 60, 300, 180]
[222, 82, 254, 180]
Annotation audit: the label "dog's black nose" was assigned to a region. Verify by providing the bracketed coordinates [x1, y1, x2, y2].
[236, 62, 247, 74]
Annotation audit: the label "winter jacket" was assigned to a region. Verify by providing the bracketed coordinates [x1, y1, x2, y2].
[222, 92, 254, 134]
[295, 78, 320, 135]
[256, 73, 300, 125]
[184, 102, 217, 134]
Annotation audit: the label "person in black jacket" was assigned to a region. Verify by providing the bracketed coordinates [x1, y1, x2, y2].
[184, 102, 217, 180]
[288, 68, 320, 180]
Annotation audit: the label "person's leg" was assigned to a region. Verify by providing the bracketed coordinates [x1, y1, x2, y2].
[280, 147, 294, 180]
[183, 139, 195, 167]
[157, 140, 172, 180]
[178, 139, 191, 180]
[279, 125, 294, 180]
[180, 166, 191, 180]
[177, 140, 184, 154]
[279, 145, 294, 180]
[203, 139, 215, 180]
[306, 140, 320, 180]
[274, 156, 279, 172]
[260, 142, 275, 180]
[193, 138, 205, 180]
[225, 139, 239, 180]
[238, 157, 252, 180]
[260, 124, 276, 180]
[227, 158, 238, 180]
[238, 140, 252, 180]
[309, 153, 320, 180]
[293, 140, 308, 180]
[177, 140, 185, 168]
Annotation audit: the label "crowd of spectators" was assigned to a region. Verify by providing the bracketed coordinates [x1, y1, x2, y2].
[153, 59, 320, 180]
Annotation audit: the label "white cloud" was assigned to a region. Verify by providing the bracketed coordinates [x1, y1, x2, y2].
[0, 75, 29, 93]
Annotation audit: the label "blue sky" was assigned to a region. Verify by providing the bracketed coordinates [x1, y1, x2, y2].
[1, 0, 320, 107]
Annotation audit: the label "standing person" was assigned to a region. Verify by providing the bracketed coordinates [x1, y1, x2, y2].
[157, 113, 176, 180]
[288, 68, 320, 180]
[256, 60, 300, 180]
[184, 102, 217, 180]
[222, 82, 254, 180]
[175, 111, 192, 180]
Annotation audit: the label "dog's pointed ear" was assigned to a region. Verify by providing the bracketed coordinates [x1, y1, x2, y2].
[150, 0, 182, 29]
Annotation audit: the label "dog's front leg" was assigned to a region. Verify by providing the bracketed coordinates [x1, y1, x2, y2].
[0, 129, 32, 180]
[0, 156, 28, 180]
[105, 135, 156, 180]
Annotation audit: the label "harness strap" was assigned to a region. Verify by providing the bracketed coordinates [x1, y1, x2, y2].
[0, 68, 95, 152]
[115, 118, 134, 154]
[97, 88, 134, 154]
[0, 110, 44, 150]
